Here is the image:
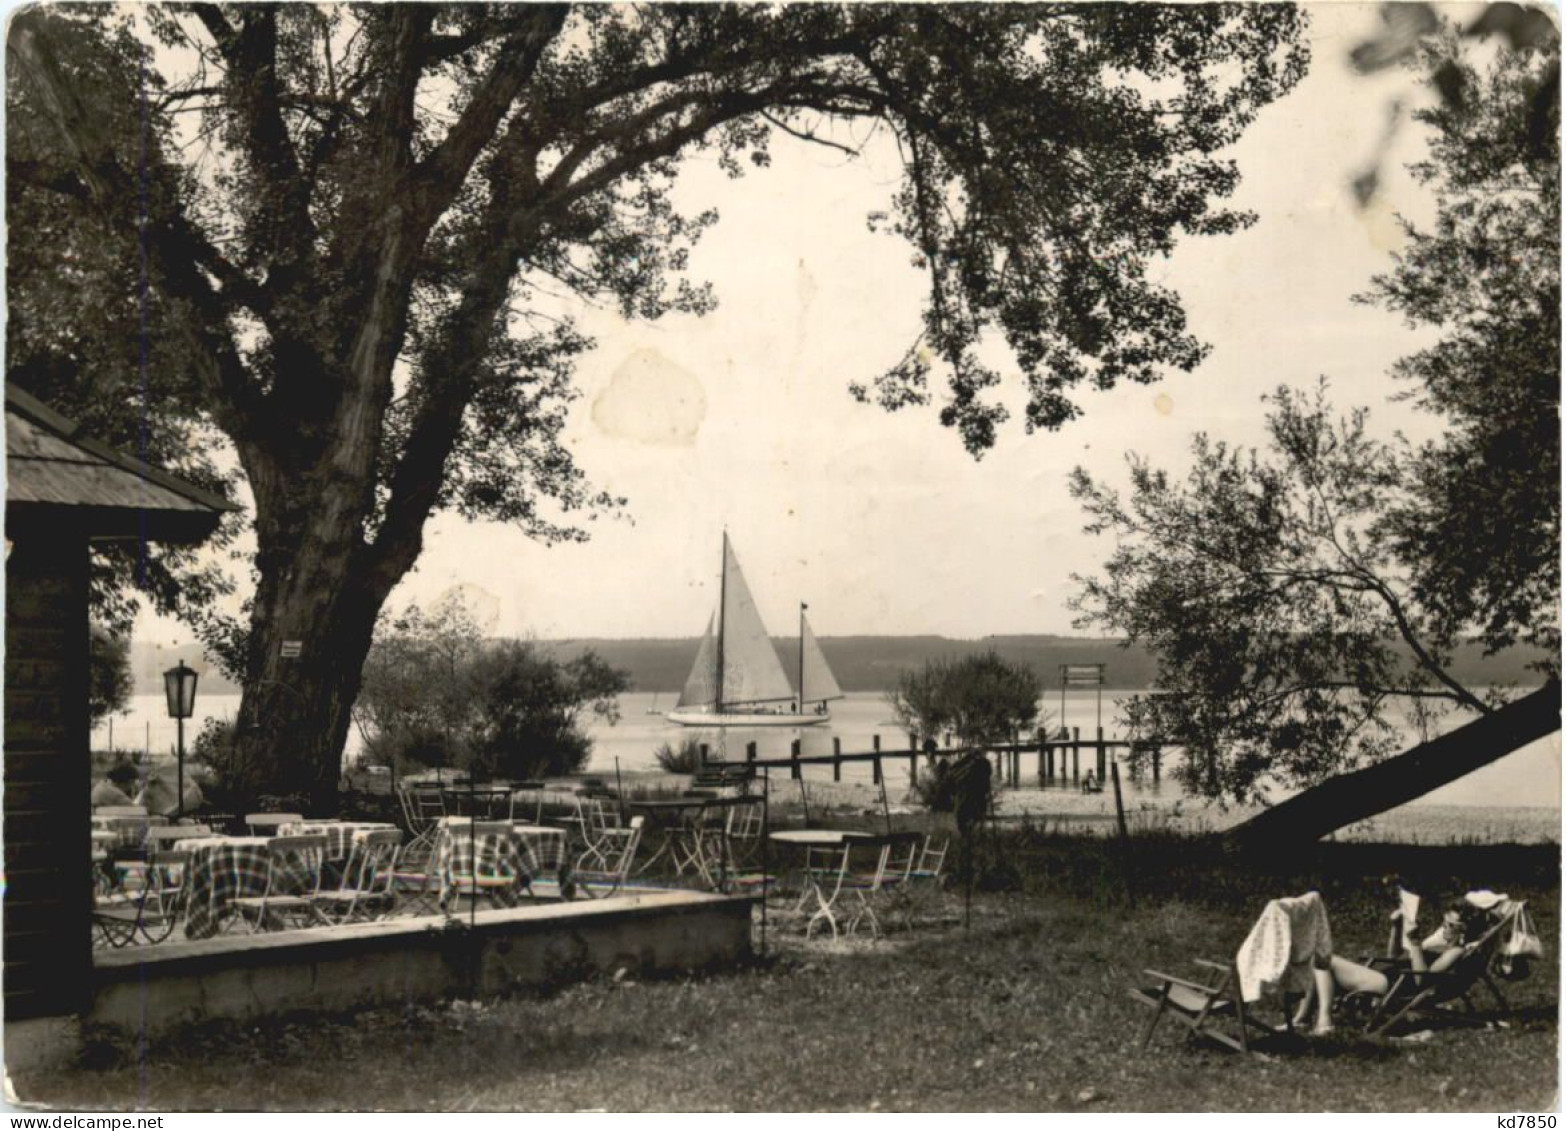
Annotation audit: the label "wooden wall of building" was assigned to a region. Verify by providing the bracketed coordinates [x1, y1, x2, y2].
[4, 521, 92, 1020]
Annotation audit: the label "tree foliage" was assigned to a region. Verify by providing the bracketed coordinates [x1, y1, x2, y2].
[87, 622, 133, 728]
[1070, 21, 1558, 812]
[7, 4, 1307, 802]
[889, 650, 1043, 749]
[1363, 29, 1560, 664]
[354, 599, 628, 781]
[1071, 384, 1492, 804]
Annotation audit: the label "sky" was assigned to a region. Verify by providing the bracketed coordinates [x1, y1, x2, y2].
[133, 2, 1480, 653]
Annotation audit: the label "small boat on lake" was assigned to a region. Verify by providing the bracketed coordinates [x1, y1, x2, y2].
[667, 534, 843, 727]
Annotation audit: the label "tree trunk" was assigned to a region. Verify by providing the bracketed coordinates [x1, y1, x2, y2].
[1225, 680, 1560, 848]
[229, 470, 387, 812]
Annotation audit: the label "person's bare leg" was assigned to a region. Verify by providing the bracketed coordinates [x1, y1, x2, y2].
[1312, 966, 1335, 1034]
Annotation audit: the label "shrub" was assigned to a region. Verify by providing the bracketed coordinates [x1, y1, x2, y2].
[190, 718, 266, 814]
[652, 737, 703, 774]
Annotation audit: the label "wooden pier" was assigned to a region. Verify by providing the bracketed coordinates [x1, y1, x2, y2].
[694, 728, 1164, 789]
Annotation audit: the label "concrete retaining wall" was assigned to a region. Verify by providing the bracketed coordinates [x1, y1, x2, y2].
[90, 891, 754, 1039]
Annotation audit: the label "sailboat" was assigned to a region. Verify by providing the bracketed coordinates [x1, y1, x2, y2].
[667, 534, 844, 727]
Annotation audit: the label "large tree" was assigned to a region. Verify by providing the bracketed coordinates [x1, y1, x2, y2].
[8, 4, 1308, 806]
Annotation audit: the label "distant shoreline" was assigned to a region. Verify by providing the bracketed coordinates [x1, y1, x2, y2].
[125, 633, 1554, 698]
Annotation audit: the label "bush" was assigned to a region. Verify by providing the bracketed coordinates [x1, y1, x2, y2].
[355, 599, 631, 782]
[191, 718, 267, 814]
[652, 737, 703, 774]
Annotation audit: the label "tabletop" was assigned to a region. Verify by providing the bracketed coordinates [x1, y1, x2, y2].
[768, 829, 878, 847]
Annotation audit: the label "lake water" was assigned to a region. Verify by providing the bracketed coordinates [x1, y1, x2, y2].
[96, 688, 1560, 812]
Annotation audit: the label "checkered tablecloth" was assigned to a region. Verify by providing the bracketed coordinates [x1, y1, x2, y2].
[277, 821, 399, 863]
[431, 823, 569, 911]
[177, 836, 322, 939]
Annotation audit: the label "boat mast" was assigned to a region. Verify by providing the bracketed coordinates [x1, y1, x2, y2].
[798, 602, 807, 713]
[714, 531, 727, 713]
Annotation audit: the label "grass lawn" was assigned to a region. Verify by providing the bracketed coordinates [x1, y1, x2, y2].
[18, 835, 1558, 1112]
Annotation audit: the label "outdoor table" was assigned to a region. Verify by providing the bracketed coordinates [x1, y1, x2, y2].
[627, 798, 709, 878]
[768, 830, 884, 926]
[441, 785, 516, 819]
[176, 835, 321, 939]
[429, 818, 569, 912]
[278, 820, 398, 864]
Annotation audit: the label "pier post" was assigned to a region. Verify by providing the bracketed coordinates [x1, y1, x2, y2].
[1037, 729, 1048, 785]
[908, 734, 918, 788]
[746, 741, 757, 764]
[1046, 739, 1055, 783]
[871, 734, 883, 787]
[1097, 728, 1106, 780]
[790, 738, 801, 781]
[833, 737, 842, 782]
[699, 743, 709, 768]
[1152, 746, 1162, 784]
[1072, 727, 1080, 784]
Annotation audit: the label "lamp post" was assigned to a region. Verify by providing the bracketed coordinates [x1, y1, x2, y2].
[163, 661, 198, 820]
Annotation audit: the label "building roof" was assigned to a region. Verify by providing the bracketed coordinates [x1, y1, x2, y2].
[5, 384, 236, 543]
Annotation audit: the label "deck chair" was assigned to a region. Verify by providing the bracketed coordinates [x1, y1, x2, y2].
[573, 816, 644, 898]
[1131, 959, 1286, 1053]
[315, 830, 402, 923]
[1358, 904, 1523, 1037]
[230, 835, 327, 932]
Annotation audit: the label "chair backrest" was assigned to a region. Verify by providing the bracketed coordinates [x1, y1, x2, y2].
[915, 836, 950, 878]
[605, 816, 645, 879]
[1427, 905, 1521, 1001]
[265, 834, 327, 898]
[342, 830, 402, 896]
[246, 812, 305, 833]
[878, 831, 925, 883]
[725, 797, 766, 841]
[148, 850, 193, 910]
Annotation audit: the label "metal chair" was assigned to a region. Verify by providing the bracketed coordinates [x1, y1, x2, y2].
[230, 835, 327, 932]
[315, 829, 402, 923]
[573, 817, 645, 899]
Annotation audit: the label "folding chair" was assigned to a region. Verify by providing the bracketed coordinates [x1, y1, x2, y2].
[316, 829, 402, 923]
[92, 849, 192, 947]
[230, 835, 327, 932]
[1131, 960, 1285, 1053]
[573, 817, 645, 899]
[800, 835, 899, 941]
[1358, 905, 1523, 1037]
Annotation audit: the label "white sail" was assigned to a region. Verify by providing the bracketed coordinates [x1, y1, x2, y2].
[675, 615, 717, 708]
[799, 614, 843, 704]
[717, 538, 795, 706]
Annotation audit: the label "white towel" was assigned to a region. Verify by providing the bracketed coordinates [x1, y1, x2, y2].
[1235, 891, 1334, 1003]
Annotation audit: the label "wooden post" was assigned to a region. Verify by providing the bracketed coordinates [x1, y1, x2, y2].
[908, 733, 918, 788]
[871, 734, 883, 786]
[833, 737, 842, 783]
[1096, 728, 1106, 780]
[1046, 739, 1054, 783]
[746, 741, 757, 763]
[1152, 745, 1162, 784]
[1072, 727, 1080, 784]
[699, 742, 709, 768]
[790, 738, 801, 781]
[1037, 729, 1048, 784]
[1111, 761, 1129, 840]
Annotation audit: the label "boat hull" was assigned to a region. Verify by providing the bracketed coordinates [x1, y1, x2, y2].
[666, 708, 831, 728]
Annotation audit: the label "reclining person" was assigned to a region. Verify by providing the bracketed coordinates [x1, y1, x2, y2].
[1292, 902, 1479, 1032]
